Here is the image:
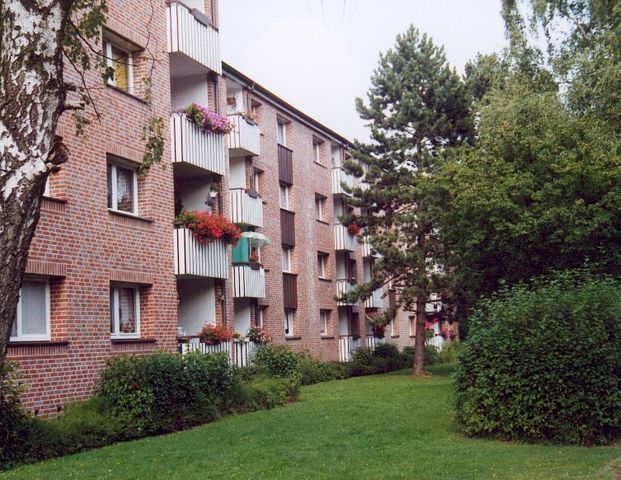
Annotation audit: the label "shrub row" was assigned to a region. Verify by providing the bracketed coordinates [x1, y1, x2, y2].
[455, 270, 621, 445]
[1, 351, 300, 469]
[2, 340, 446, 470]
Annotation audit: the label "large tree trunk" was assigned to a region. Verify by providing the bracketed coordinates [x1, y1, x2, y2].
[412, 295, 427, 376]
[0, 1, 71, 364]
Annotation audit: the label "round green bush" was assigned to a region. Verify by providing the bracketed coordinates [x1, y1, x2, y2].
[455, 270, 621, 445]
[253, 344, 299, 378]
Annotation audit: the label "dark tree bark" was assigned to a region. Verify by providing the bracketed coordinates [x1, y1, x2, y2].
[0, 1, 72, 364]
[413, 296, 427, 376]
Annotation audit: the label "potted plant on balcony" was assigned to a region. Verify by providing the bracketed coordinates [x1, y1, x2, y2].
[347, 223, 361, 236]
[198, 324, 232, 345]
[181, 103, 233, 135]
[240, 111, 257, 125]
[175, 208, 242, 246]
[247, 326, 271, 344]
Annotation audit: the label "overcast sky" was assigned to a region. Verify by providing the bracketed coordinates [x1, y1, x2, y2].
[220, 0, 507, 142]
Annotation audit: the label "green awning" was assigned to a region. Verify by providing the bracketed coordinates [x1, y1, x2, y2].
[241, 231, 270, 246]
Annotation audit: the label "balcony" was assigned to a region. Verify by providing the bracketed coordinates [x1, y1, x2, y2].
[334, 224, 356, 251]
[336, 279, 356, 306]
[364, 289, 384, 309]
[171, 113, 226, 176]
[230, 188, 263, 227]
[167, 1, 221, 75]
[232, 265, 265, 298]
[174, 227, 228, 279]
[227, 114, 260, 157]
[331, 167, 354, 196]
[278, 144, 293, 185]
[362, 237, 379, 257]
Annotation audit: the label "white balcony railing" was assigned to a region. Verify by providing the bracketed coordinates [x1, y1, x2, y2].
[331, 167, 354, 196]
[336, 279, 356, 306]
[229, 189, 263, 227]
[338, 336, 353, 362]
[171, 113, 226, 176]
[334, 224, 356, 251]
[364, 288, 384, 309]
[227, 114, 260, 157]
[174, 227, 228, 279]
[232, 265, 266, 298]
[179, 339, 259, 367]
[167, 2, 221, 74]
[361, 237, 379, 258]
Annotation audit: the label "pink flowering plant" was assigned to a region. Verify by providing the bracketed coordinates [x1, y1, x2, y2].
[247, 326, 271, 344]
[181, 103, 232, 135]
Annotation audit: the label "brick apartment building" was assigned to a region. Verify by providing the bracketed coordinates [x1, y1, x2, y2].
[7, 0, 430, 415]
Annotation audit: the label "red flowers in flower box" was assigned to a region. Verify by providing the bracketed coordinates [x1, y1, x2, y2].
[198, 324, 232, 345]
[176, 209, 241, 246]
[347, 223, 361, 236]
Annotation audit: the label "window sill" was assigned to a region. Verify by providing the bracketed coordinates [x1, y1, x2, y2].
[314, 161, 327, 168]
[318, 277, 332, 283]
[391, 335, 400, 339]
[285, 336, 302, 341]
[111, 338, 156, 344]
[9, 340, 68, 347]
[316, 219, 330, 225]
[108, 209, 154, 223]
[42, 195, 68, 204]
[320, 335, 334, 340]
[106, 84, 149, 105]
[280, 207, 295, 214]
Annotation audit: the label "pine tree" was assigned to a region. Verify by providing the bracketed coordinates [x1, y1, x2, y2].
[343, 26, 473, 376]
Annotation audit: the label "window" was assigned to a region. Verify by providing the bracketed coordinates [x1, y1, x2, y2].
[317, 252, 328, 279]
[277, 120, 287, 146]
[110, 285, 140, 337]
[409, 316, 415, 337]
[313, 138, 323, 164]
[390, 319, 396, 337]
[284, 308, 295, 336]
[315, 195, 326, 221]
[107, 162, 138, 214]
[255, 306, 266, 329]
[282, 246, 292, 273]
[279, 184, 290, 210]
[252, 169, 262, 195]
[10, 278, 50, 342]
[320, 310, 330, 335]
[104, 41, 133, 94]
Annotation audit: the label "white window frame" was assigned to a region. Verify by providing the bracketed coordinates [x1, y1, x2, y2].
[253, 170, 261, 195]
[10, 278, 51, 342]
[315, 196, 325, 221]
[284, 309, 295, 336]
[320, 310, 329, 335]
[277, 121, 287, 146]
[104, 41, 134, 95]
[279, 184, 290, 210]
[108, 162, 139, 215]
[256, 306, 265, 329]
[282, 247, 292, 273]
[110, 285, 141, 338]
[318, 253, 328, 279]
[313, 140, 322, 164]
[390, 319, 396, 337]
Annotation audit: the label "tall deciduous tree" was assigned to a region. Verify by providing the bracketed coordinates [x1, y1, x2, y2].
[0, 1, 109, 365]
[343, 26, 473, 376]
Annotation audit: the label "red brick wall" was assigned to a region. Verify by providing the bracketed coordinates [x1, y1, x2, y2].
[8, 0, 177, 415]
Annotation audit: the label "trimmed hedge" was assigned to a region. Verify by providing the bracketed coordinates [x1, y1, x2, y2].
[455, 270, 621, 445]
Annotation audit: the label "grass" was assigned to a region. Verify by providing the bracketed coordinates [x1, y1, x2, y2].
[3, 364, 621, 480]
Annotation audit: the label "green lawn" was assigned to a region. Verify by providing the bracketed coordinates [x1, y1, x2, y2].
[3, 364, 621, 480]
